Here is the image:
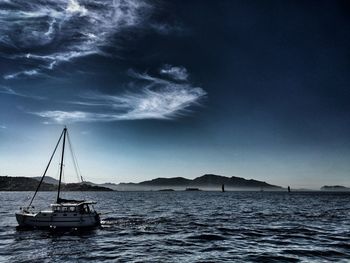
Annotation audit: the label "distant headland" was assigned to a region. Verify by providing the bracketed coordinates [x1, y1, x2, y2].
[5, 174, 349, 192]
[321, 185, 350, 191]
[0, 174, 283, 191]
[0, 176, 113, 191]
[116, 174, 282, 191]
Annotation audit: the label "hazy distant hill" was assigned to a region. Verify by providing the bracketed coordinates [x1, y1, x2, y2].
[191, 174, 278, 188]
[321, 185, 350, 191]
[0, 176, 113, 191]
[61, 183, 113, 191]
[32, 177, 113, 191]
[0, 176, 57, 191]
[1, 174, 281, 191]
[140, 177, 192, 186]
[115, 174, 282, 191]
[100, 182, 120, 189]
[33, 176, 60, 185]
[82, 181, 120, 191]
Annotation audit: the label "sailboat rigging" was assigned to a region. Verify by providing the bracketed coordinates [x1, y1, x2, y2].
[16, 127, 100, 229]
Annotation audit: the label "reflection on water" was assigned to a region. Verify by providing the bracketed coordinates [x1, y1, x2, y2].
[0, 191, 350, 262]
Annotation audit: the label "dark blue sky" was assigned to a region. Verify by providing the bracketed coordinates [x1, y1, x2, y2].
[1, 0, 349, 188]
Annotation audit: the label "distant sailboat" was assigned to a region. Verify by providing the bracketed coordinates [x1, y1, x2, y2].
[15, 127, 100, 229]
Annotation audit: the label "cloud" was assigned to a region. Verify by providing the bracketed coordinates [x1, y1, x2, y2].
[34, 111, 100, 123]
[0, 0, 151, 78]
[66, 0, 88, 16]
[0, 86, 46, 100]
[3, 69, 39, 80]
[160, 64, 189, 81]
[32, 67, 207, 123]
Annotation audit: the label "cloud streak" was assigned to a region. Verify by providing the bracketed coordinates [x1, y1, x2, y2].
[3, 69, 40, 80]
[32, 67, 207, 123]
[160, 64, 189, 81]
[0, 86, 46, 100]
[0, 0, 151, 78]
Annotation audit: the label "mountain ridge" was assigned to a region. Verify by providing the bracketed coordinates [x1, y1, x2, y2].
[100, 174, 282, 191]
[0, 176, 113, 191]
[2, 174, 282, 191]
[321, 185, 350, 191]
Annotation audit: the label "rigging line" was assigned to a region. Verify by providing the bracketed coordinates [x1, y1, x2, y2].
[59, 142, 66, 184]
[55, 163, 60, 184]
[28, 129, 64, 207]
[67, 130, 84, 183]
[67, 131, 81, 183]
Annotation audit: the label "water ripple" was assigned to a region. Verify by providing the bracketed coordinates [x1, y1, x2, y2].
[0, 191, 350, 262]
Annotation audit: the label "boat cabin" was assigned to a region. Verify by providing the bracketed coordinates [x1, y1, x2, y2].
[51, 201, 96, 214]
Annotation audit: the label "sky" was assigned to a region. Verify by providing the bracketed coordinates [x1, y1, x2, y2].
[0, 0, 350, 189]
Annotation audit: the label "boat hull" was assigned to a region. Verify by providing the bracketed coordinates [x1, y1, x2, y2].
[15, 212, 100, 229]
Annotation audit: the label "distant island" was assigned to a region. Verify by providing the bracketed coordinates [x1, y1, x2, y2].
[0, 174, 282, 191]
[321, 185, 350, 191]
[91, 174, 282, 191]
[185, 188, 201, 191]
[0, 176, 113, 191]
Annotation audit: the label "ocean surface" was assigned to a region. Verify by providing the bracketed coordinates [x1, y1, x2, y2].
[0, 191, 349, 262]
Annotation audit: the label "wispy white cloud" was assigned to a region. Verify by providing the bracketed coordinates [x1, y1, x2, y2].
[0, 85, 46, 100]
[0, 0, 151, 78]
[34, 111, 101, 123]
[160, 64, 189, 81]
[32, 67, 207, 123]
[3, 69, 39, 80]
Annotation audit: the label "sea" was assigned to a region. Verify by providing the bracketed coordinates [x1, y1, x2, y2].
[0, 191, 349, 262]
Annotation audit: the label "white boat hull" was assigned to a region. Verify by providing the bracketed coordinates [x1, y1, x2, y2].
[16, 211, 100, 228]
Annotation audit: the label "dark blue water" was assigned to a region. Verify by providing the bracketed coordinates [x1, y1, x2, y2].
[0, 191, 349, 262]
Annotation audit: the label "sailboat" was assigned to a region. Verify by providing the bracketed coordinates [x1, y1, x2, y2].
[15, 127, 101, 229]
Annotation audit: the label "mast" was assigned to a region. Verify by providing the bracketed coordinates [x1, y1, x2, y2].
[57, 127, 67, 203]
[28, 129, 64, 207]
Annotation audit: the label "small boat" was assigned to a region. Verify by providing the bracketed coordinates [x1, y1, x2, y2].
[15, 127, 100, 229]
